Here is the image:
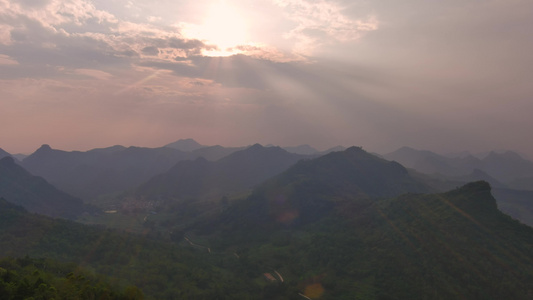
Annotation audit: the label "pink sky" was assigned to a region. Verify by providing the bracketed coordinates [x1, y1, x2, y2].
[1, 0, 533, 157]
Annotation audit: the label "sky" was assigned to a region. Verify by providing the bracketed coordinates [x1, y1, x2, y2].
[1, 0, 533, 157]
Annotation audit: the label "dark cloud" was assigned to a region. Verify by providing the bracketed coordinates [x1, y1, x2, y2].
[141, 46, 159, 55]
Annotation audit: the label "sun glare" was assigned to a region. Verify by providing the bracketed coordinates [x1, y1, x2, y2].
[193, 1, 248, 56]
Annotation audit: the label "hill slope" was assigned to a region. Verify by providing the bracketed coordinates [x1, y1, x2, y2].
[0, 198, 265, 299]
[204, 181, 533, 299]
[0, 148, 11, 160]
[0, 157, 84, 219]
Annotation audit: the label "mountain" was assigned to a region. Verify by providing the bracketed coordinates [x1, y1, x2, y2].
[21, 144, 193, 200]
[12, 153, 28, 161]
[482, 150, 533, 184]
[283, 144, 319, 155]
[384, 147, 533, 190]
[279, 145, 346, 155]
[134, 144, 308, 201]
[384, 146, 473, 176]
[200, 171, 533, 299]
[218, 146, 431, 228]
[492, 188, 533, 227]
[3, 140, 533, 299]
[508, 175, 533, 191]
[321, 145, 346, 154]
[164, 138, 205, 152]
[0, 148, 11, 159]
[452, 168, 507, 189]
[87, 144, 127, 154]
[0, 156, 84, 219]
[192, 145, 247, 161]
[0, 199, 262, 299]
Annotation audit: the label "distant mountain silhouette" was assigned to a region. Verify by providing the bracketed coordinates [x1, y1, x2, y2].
[482, 151, 533, 183]
[283, 144, 319, 155]
[508, 175, 533, 191]
[12, 153, 28, 161]
[321, 145, 346, 154]
[452, 168, 507, 189]
[87, 145, 127, 154]
[0, 148, 11, 160]
[21, 144, 194, 200]
[0, 156, 84, 219]
[134, 144, 308, 201]
[384, 147, 533, 190]
[491, 188, 533, 227]
[164, 138, 205, 152]
[192, 145, 247, 161]
[279, 144, 346, 155]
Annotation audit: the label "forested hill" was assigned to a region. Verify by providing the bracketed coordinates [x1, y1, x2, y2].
[0, 255, 143, 299]
[0, 156, 84, 219]
[0, 198, 273, 299]
[201, 181, 533, 299]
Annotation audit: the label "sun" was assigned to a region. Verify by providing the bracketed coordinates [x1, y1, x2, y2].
[192, 1, 248, 55]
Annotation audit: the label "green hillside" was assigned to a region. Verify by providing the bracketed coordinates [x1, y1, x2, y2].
[204, 182, 533, 299]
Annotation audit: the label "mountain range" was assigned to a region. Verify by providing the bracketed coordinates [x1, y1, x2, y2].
[384, 146, 533, 190]
[20, 144, 194, 201]
[134, 144, 309, 202]
[1, 140, 533, 298]
[202, 180, 533, 299]
[207, 146, 431, 232]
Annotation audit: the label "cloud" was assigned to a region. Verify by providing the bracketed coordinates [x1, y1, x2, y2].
[0, 0, 316, 86]
[0, 54, 17, 65]
[0, 0, 219, 80]
[73, 68, 112, 79]
[273, 0, 378, 54]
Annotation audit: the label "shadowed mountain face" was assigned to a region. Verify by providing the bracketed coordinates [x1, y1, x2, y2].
[191, 145, 247, 161]
[21, 144, 194, 200]
[0, 148, 11, 160]
[134, 144, 309, 201]
[384, 146, 533, 190]
[282, 144, 319, 155]
[218, 146, 432, 228]
[0, 157, 83, 219]
[164, 138, 205, 152]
